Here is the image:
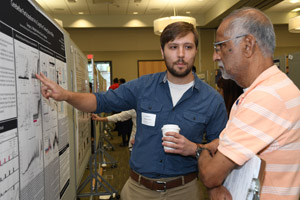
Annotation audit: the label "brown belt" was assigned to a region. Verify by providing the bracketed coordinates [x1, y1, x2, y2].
[130, 170, 197, 192]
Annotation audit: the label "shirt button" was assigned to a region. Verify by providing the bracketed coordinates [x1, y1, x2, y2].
[193, 117, 196, 120]
[149, 106, 152, 110]
[160, 160, 163, 163]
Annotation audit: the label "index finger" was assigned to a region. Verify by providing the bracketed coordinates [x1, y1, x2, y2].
[36, 72, 50, 85]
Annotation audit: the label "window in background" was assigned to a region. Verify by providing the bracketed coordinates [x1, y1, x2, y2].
[95, 61, 112, 91]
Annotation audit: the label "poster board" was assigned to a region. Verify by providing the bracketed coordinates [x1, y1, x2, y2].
[287, 52, 300, 89]
[0, 0, 90, 199]
[72, 46, 92, 186]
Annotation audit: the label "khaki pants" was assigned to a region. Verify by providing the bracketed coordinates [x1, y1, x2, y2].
[120, 177, 201, 200]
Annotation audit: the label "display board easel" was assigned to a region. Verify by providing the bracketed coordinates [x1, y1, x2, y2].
[76, 57, 119, 199]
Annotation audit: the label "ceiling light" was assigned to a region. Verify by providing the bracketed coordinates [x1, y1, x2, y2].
[186, 11, 191, 14]
[289, 15, 300, 32]
[78, 12, 84, 15]
[289, 0, 300, 3]
[292, 8, 300, 12]
[153, 4, 196, 36]
[92, 0, 114, 4]
[133, 12, 138, 15]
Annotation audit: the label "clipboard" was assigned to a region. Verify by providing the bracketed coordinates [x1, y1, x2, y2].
[223, 155, 265, 200]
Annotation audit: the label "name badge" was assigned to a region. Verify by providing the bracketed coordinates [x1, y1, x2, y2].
[141, 112, 156, 127]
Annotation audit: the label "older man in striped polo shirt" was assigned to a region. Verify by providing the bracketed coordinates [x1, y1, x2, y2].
[197, 7, 300, 200]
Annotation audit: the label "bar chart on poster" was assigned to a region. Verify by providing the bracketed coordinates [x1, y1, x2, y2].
[0, 0, 72, 199]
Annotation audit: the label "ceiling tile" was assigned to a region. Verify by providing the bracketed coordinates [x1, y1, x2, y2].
[64, 0, 91, 14]
[42, 0, 72, 14]
[35, 0, 52, 14]
[127, 0, 149, 14]
[34, 0, 291, 27]
[108, 2, 129, 15]
[144, 0, 168, 15]
[266, 0, 300, 12]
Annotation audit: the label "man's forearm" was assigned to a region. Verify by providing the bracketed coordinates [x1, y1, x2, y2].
[198, 151, 235, 188]
[198, 150, 216, 188]
[66, 91, 97, 113]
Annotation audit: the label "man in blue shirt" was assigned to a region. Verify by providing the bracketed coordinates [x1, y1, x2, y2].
[36, 22, 227, 200]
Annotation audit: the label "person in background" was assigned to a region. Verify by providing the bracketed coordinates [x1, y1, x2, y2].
[114, 78, 133, 146]
[119, 78, 126, 85]
[217, 77, 243, 116]
[197, 7, 300, 200]
[35, 21, 228, 200]
[109, 77, 121, 134]
[91, 109, 136, 151]
[109, 77, 119, 90]
[192, 66, 196, 73]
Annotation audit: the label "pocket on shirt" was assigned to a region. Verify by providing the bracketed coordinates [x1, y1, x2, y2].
[140, 100, 162, 113]
[181, 111, 207, 141]
[140, 99, 162, 133]
[183, 112, 207, 123]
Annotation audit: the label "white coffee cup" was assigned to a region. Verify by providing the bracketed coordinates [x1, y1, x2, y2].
[161, 124, 180, 150]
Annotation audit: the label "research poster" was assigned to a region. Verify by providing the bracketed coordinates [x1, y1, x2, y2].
[0, 21, 19, 200]
[74, 49, 91, 169]
[56, 55, 70, 199]
[0, 0, 70, 199]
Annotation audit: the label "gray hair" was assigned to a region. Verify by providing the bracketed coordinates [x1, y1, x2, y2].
[223, 7, 275, 57]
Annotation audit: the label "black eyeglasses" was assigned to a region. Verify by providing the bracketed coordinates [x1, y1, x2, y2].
[213, 34, 247, 53]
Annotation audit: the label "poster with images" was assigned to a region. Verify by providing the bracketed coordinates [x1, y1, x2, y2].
[0, 21, 19, 200]
[74, 49, 91, 170]
[0, 0, 69, 199]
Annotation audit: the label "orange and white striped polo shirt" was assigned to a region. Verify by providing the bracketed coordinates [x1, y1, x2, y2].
[218, 65, 300, 200]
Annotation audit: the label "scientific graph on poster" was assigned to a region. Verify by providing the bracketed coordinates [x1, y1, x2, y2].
[40, 48, 59, 166]
[39, 47, 60, 200]
[0, 0, 69, 199]
[0, 120, 19, 200]
[57, 58, 68, 120]
[14, 33, 45, 199]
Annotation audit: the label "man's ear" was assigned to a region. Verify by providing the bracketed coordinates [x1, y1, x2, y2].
[243, 35, 256, 58]
[161, 48, 165, 59]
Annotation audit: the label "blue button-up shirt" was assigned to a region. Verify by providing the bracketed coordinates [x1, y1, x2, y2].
[95, 71, 227, 178]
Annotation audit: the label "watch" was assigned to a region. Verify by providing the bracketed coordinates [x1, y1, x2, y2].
[195, 145, 211, 160]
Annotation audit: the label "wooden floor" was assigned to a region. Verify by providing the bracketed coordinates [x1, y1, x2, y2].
[78, 130, 209, 200]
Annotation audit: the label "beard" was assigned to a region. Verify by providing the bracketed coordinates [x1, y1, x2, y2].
[165, 58, 193, 78]
[218, 61, 234, 80]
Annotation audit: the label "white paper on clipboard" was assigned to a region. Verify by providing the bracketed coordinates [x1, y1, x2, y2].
[223, 155, 264, 200]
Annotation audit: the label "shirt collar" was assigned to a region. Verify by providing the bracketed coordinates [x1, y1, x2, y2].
[160, 71, 201, 91]
[240, 65, 279, 99]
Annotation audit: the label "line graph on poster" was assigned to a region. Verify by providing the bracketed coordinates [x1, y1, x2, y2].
[19, 136, 43, 189]
[0, 181, 19, 200]
[21, 141, 41, 176]
[0, 136, 19, 200]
